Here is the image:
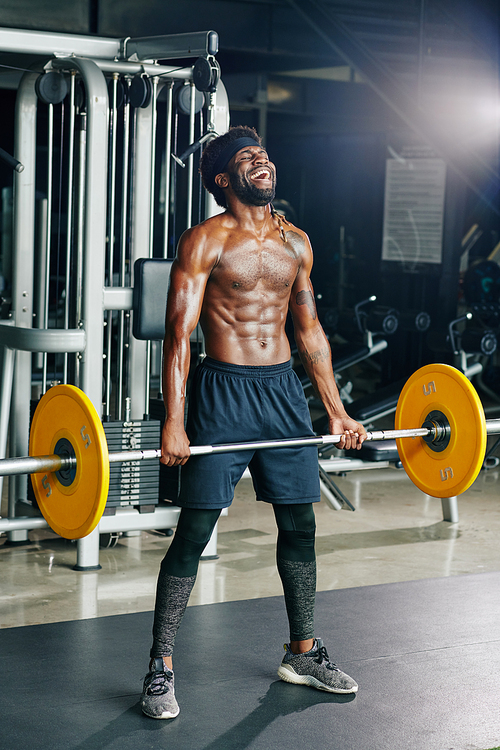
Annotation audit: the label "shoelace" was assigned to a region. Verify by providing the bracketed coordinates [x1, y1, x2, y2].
[145, 669, 172, 696]
[314, 644, 340, 672]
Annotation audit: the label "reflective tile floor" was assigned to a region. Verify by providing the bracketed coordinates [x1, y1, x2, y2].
[2, 456, 500, 630]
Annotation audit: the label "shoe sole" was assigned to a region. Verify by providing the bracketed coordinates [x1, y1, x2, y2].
[277, 663, 358, 694]
[141, 704, 180, 720]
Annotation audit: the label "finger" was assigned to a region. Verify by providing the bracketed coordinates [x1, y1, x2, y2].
[343, 429, 354, 450]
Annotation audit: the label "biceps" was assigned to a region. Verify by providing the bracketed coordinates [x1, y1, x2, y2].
[290, 273, 318, 324]
[294, 288, 317, 321]
[166, 270, 206, 335]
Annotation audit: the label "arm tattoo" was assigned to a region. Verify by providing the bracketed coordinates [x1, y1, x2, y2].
[296, 290, 317, 320]
[300, 345, 330, 366]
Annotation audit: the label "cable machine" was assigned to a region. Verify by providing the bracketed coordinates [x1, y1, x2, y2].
[0, 27, 229, 568]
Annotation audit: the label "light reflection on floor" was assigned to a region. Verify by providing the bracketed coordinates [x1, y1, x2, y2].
[1, 464, 500, 628]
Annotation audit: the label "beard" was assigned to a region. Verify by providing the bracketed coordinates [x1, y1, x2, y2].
[228, 170, 276, 206]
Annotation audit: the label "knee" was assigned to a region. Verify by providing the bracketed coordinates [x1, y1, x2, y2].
[277, 527, 316, 563]
[161, 532, 209, 572]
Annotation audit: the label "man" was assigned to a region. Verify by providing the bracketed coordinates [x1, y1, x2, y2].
[140, 126, 367, 720]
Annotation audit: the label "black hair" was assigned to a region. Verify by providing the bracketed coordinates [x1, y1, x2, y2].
[199, 125, 262, 207]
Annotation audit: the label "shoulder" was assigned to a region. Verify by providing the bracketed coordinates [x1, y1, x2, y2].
[277, 217, 312, 263]
[279, 216, 308, 240]
[179, 212, 235, 248]
[273, 213, 310, 246]
[176, 213, 232, 268]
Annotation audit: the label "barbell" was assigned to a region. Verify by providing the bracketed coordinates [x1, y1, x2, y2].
[1, 363, 499, 540]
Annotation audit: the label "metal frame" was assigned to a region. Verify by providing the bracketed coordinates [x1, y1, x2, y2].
[0, 27, 229, 568]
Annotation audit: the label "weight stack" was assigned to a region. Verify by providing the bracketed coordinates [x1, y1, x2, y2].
[103, 419, 161, 513]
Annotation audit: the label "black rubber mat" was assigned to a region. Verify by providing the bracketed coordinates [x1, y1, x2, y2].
[2, 572, 500, 750]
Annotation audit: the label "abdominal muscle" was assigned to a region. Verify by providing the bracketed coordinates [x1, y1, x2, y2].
[200, 292, 292, 366]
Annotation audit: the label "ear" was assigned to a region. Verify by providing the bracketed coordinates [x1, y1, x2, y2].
[214, 172, 229, 189]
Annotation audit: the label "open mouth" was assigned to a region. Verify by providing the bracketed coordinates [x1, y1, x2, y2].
[250, 168, 272, 182]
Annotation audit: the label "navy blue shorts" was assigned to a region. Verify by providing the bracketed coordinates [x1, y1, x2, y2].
[178, 357, 321, 509]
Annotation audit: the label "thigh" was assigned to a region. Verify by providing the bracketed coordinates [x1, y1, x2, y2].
[249, 368, 321, 504]
[179, 449, 254, 509]
[250, 445, 321, 505]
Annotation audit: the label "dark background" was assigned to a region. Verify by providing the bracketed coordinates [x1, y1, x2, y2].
[0, 0, 498, 383]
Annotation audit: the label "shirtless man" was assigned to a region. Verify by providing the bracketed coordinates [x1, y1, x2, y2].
[140, 126, 367, 720]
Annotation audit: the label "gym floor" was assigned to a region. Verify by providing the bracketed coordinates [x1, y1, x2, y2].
[2, 441, 500, 750]
[1, 450, 499, 629]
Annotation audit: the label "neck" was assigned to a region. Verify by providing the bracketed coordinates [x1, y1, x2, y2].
[226, 198, 272, 229]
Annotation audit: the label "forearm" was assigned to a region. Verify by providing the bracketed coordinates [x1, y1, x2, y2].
[295, 326, 347, 420]
[162, 329, 191, 429]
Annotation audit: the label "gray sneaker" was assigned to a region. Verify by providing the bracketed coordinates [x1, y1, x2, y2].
[140, 657, 180, 719]
[277, 638, 358, 694]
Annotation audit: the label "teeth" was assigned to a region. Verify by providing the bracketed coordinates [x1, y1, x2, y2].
[251, 169, 270, 179]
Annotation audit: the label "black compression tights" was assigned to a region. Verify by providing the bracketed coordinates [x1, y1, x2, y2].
[150, 503, 317, 657]
[161, 506, 222, 578]
[273, 503, 317, 642]
[151, 507, 222, 657]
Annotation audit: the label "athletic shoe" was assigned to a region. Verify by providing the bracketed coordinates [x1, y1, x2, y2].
[277, 638, 358, 694]
[140, 657, 180, 719]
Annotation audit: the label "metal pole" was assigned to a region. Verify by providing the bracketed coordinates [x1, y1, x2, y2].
[104, 73, 119, 420]
[117, 87, 130, 420]
[52, 57, 110, 572]
[186, 81, 196, 230]
[42, 103, 54, 394]
[0, 346, 15, 500]
[63, 72, 76, 383]
[74, 111, 86, 388]
[149, 77, 159, 258]
[11, 68, 39, 531]
[163, 82, 173, 259]
[144, 76, 159, 418]
[34, 199, 48, 371]
[127, 97, 153, 421]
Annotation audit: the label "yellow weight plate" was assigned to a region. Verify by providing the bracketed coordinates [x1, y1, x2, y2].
[29, 385, 109, 539]
[395, 364, 486, 498]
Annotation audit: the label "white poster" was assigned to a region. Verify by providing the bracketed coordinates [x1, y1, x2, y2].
[381, 158, 447, 265]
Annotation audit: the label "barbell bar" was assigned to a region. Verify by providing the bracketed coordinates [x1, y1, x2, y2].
[0, 427, 431, 476]
[5, 417, 500, 477]
[0, 363, 498, 540]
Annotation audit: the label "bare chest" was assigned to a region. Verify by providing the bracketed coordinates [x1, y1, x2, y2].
[209, 235, 303, 294]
